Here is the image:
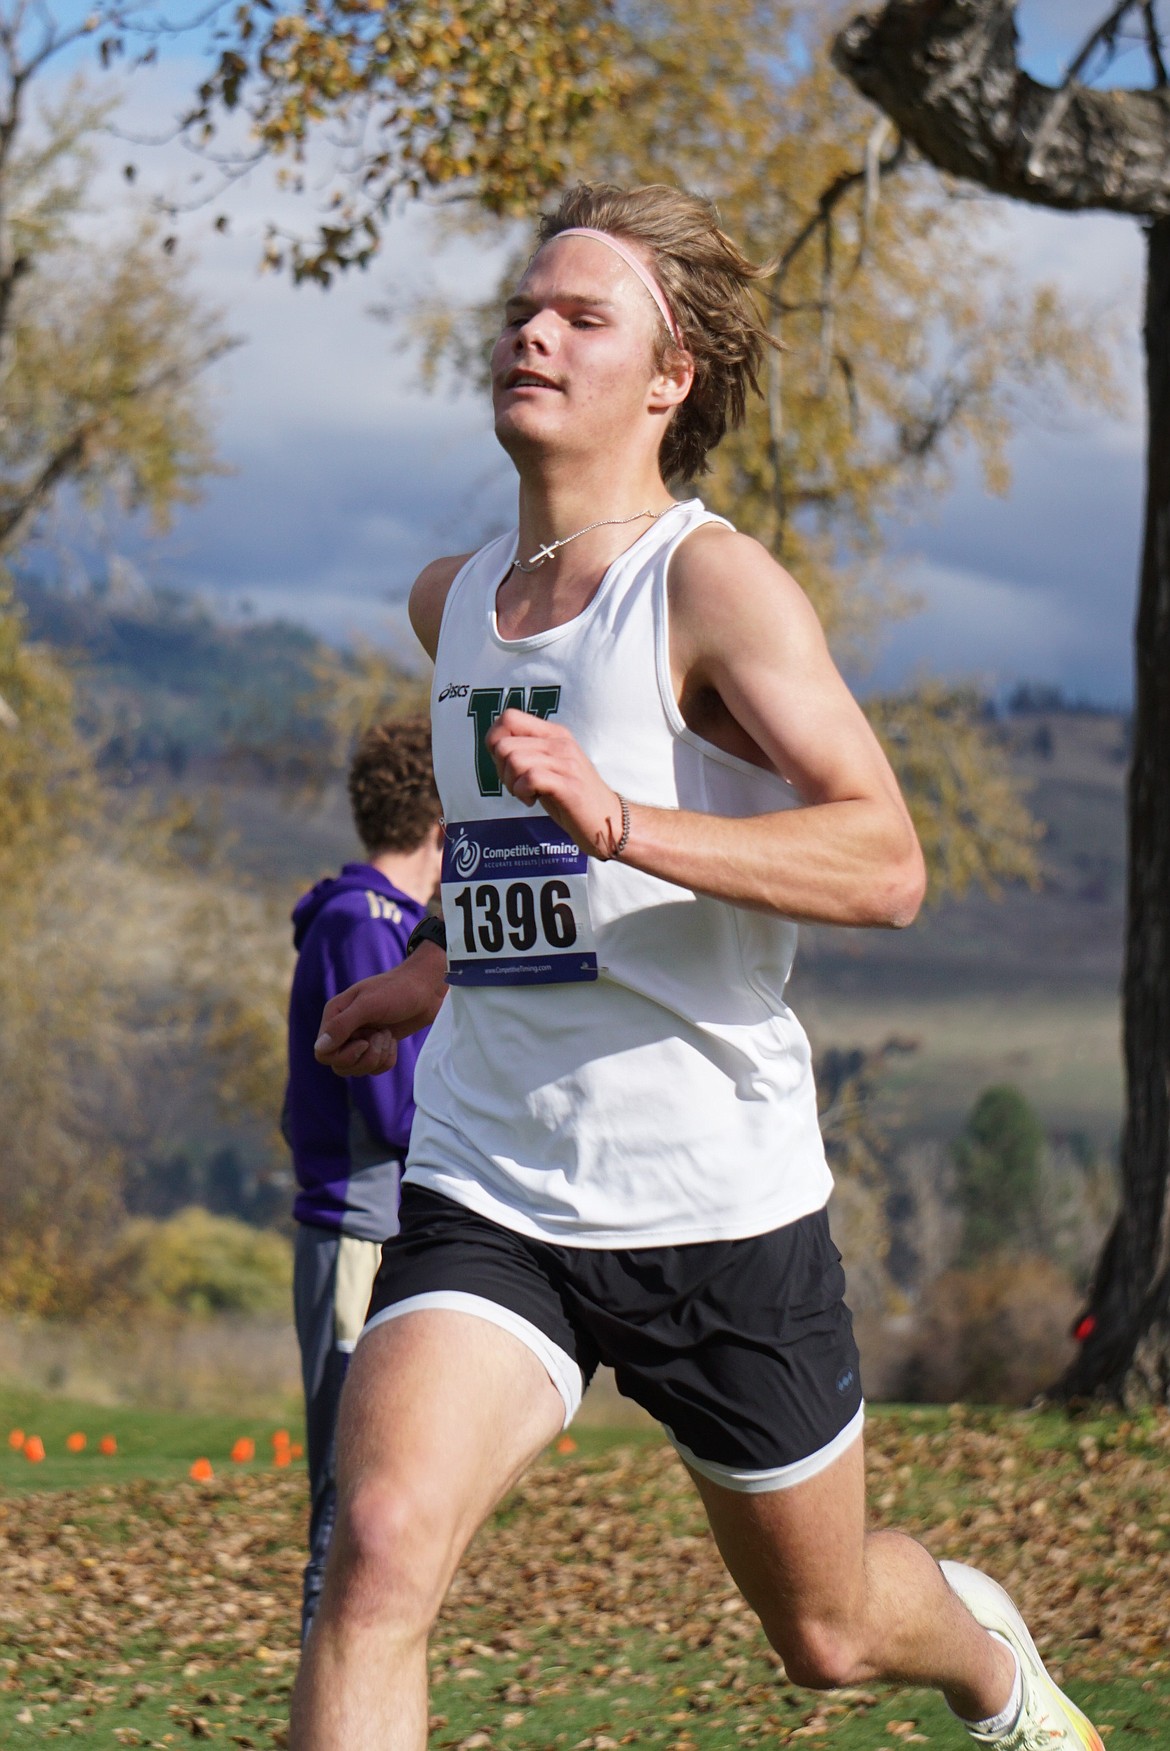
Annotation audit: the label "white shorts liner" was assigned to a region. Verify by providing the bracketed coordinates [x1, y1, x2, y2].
[333, 1234, 385, 1355]
[361, 1290, 584, 1427]
[363, 1292, 865, 1487]
[667, 1402, 865, 1494]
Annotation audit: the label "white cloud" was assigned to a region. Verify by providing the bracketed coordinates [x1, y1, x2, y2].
[869, 556, 1133, 704]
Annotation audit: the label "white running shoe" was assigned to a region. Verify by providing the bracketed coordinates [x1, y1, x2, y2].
[939, 1560, 1104, 1749]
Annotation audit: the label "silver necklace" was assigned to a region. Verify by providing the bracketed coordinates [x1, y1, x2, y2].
[513, 507, 667, 573]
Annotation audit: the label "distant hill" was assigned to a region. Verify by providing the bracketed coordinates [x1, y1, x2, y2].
[15, 576, 391, 784]
[798, 707, 1129, 1000]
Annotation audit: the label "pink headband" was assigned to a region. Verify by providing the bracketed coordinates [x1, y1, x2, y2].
[554, 226, 684, 348]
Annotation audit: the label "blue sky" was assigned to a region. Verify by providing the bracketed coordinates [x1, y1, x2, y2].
[32, 0, 1153, 703]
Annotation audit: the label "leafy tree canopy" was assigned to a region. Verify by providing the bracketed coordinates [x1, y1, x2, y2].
[1, 81, 232, 564]
[100, 1206, 293, 1317]
[954, 1083, 1045, 1262]
[147, 0, 621, 282]
[0, 580, 95, 890]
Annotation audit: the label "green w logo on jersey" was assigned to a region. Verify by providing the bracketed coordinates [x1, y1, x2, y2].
[467, 685, 561, 797]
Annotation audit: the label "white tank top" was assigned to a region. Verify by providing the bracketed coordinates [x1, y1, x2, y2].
[405, 498, 832, 1246]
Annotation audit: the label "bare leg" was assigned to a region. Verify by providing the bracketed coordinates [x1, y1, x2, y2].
[290, 1310, 566, 1751]
[691, 1432, 1015, 1722]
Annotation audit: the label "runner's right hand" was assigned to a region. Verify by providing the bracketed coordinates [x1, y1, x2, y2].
[314, 942, 448, 1076]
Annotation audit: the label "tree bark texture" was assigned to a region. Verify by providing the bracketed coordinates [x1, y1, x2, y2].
[1062, 217, 1170, 1400]
[834, 2, 1170, 1400]
[834, 1, 1170, 217]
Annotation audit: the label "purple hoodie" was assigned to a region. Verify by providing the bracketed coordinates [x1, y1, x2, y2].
[285, 863, 431, 1238]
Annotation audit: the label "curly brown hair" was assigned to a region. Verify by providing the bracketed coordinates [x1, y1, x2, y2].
[348, 715, 440, 854]
[537, 183, 776, 483]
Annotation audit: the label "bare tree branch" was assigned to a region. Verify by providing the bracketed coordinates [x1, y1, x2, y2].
[0, 249, 28, 354]
[836, 351, 861, 432]
[818, 212, 835, 394]
[1028, 2, 1139, 179]
[765, 123, 906, 543]
[1142, 0, 1169, 85]
[0, 336, 235, 556]
[766, 336, 785, 533]
[861, 114, 895, 266]
[770, 130, 906, 302]
[834, 0, 1170, 217]
[0, 428, 90, 554]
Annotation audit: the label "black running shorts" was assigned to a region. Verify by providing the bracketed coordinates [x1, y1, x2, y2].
[364, 1186, 864, 1493]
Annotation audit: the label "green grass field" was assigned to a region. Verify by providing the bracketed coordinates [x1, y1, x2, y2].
[0, 1385, 306, 1495]
[3, 1388, 1170, 1746]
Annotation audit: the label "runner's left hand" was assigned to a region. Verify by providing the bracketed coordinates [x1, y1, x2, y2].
[486, 709, 624, 859]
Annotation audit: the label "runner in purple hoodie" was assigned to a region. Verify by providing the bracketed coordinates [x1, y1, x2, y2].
[285, 715, 443, 1640]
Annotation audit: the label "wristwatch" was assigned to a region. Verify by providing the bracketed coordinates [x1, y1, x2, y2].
[406, 915, 447, 957]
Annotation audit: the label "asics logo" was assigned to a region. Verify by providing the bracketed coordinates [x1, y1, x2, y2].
[438, 682, 470, 701]
[449, 829, 481, 878]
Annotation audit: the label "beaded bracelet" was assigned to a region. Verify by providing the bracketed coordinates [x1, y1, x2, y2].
[612, 795, 632, 860]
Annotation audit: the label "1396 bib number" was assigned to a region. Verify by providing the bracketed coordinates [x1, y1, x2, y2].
[441, 815, 598, 986]
[452, 879, 578, 956]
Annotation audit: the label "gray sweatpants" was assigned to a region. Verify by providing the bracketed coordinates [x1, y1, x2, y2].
[293, 1224, 384, 1641]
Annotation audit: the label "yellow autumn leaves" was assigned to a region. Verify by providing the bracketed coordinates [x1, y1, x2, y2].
[195, 0, 624, 279]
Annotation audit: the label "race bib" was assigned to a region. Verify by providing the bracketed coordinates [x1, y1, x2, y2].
[442, 817, 598, 987]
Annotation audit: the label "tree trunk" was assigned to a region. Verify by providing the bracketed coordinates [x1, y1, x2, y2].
[1060, 215, 1170, 1401]
[832, 1, 1170, 1405]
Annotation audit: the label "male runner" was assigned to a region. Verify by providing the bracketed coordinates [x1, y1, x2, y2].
[293, 183, 1103, 1751]
[285, 715, 442, 1640]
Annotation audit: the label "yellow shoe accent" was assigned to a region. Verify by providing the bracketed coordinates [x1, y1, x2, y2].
[940, 1560, 1104, 1750]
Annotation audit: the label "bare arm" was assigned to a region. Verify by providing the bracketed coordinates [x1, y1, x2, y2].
[486, 527, 926, 929]
[314, 940, 448, 1075]
[313, 554, 470, 1076]
[409, 552, 474, 661]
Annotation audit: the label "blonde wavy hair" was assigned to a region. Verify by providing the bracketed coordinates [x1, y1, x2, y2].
[537, 182, 776, 482]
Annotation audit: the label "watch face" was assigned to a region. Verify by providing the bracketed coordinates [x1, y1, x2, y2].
[410, 917, 447, 954]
